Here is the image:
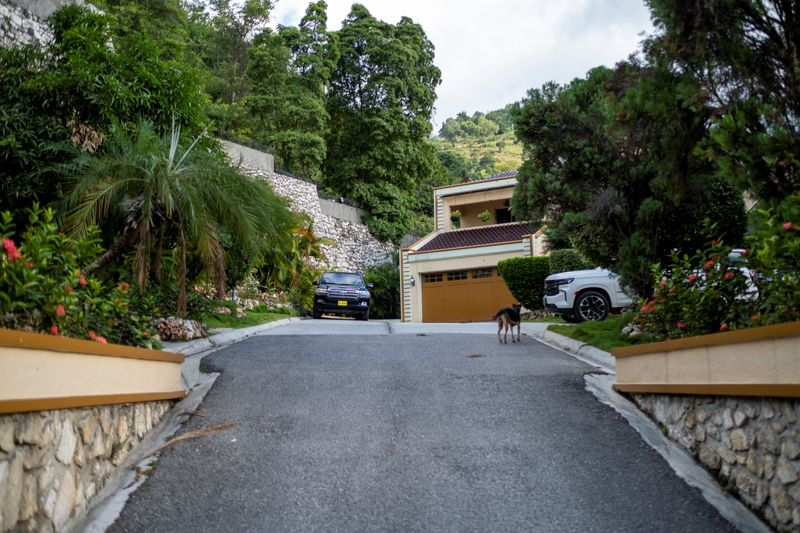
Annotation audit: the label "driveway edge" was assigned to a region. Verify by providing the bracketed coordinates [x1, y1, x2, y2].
[529, 328, 615, 373]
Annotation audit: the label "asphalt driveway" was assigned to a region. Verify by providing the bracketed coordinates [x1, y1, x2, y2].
[109, 323, 733, 532]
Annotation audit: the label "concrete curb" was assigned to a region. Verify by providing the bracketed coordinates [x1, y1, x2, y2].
[530, 328, 616, 373]
[163, 317, 304, 390]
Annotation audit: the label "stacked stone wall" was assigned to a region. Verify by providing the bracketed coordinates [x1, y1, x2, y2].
[632, 393, 800, 530]
[242, 166, 395, 272]
[0, 401, 172, 532]
[0, 0, 50, 48]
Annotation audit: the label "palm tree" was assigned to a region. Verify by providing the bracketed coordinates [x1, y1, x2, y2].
[58, 119, 294, 316]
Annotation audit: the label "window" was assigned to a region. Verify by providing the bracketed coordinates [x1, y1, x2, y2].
[471, 268, 493, 279]
[447, 271, 468, 281]
[495, 208, 513, 224]
[422, 273, 443, 283]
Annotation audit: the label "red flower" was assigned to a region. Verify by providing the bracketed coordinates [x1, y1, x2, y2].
[750, 314, 760, 322]
[55, 304, 66, 317]
[143, 331, 150, 338]
[24, 261, 33, 268]
[78, 276, 87, 286]
[50, 325, 59, 335]
[87, 330, 97, 340]
[659, 281, 667, 287]
[677, 322, 686, 329]
[96, 336, 107, 344]
[724, 271, 735, 281]
[784, 222, 793, 230]
[704, 260, 715, 270]
[2, 238, 21, 261]
[118, 282, 130, 292]
[689, 273, 697, 283]
[720, 322, 729, 332]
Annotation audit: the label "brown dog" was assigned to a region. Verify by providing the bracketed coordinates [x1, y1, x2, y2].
[494, 303, 522, 344]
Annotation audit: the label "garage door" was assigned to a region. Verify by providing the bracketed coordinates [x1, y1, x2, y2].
[421, 267, 516, 322]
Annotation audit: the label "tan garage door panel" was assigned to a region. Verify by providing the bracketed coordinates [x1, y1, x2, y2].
[421, 268, 516, 322]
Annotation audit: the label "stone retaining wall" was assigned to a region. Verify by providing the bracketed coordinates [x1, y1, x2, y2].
[1, 0, 50, 47]
[631, 393, 800, 530]
[0, 401, 172, 532]
[242, 166, 395, 272]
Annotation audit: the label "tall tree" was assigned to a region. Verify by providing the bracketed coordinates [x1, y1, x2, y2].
[646, 0, 800, 202]
[247, 1, 338, 180]
[512, 60, 746, 296]
[324, 4, 441, 243]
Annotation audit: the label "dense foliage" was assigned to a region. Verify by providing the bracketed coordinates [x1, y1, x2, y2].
[0, 6, 205, 213]
[634, 193, 800, 340]
[1, 207, 160, 348]
[548, 249, 592, 274]
[497, 257, 550, 310]
[511, 57, 747, 297]
[363, 257, 401, 319]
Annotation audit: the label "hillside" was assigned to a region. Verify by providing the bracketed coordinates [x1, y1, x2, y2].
[432, 105, 524, 180]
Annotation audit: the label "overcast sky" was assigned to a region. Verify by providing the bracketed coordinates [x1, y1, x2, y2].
[271, 0, 655, 130]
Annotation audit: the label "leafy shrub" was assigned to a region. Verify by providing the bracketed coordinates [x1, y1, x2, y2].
[632, 244, 754, 340]
[633, 193, 800, 339]
[548, 249, 591, 274]
[497, 256, 550, 310]
[364, 258, 400, 319]
[0, 206, 160, 348]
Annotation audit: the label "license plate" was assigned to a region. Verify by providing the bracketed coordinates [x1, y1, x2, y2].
[337, 300, 347, 307]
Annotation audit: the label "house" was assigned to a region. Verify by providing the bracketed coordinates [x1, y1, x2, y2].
[400, 170, 547, 322]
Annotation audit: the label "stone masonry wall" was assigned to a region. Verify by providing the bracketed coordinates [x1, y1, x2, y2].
[631, 393, 800, 531]
[0, 401, 172, 532]
[241, 166, 395, 272]
[0, 0, 50, 47]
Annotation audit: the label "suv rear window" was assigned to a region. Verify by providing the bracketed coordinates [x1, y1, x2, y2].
[320, 272, 363, 285]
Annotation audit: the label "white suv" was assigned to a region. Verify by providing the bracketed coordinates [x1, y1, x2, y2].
[543, 268, 635, 322]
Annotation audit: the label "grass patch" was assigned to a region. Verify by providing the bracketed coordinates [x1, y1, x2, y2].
[203, 302, 295, 330]
[547, 314, 638, 352]
[524, 315, 568, 323]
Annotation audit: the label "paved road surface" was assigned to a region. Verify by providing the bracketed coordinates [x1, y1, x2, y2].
[110, 321, 733, 532]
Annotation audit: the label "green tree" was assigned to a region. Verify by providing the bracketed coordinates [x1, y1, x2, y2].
[324, 4, 442, 243]
[247, 1, 338, 180]
[57, 120, 293, 316]
[645, 0, 800, 203]
[512, 61, 747, 296]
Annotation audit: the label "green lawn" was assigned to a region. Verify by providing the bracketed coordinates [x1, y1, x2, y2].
[203, 304, 295, 330]
[547, 315, 638, 352]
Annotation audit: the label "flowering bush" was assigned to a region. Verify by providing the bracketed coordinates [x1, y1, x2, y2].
[633, 193, 800, 340]
[0, 206, 160, 349]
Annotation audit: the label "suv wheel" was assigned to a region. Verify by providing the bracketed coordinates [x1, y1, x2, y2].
[574, 291, 609, 322]
[358, 309, 369, 321]
[562, 314, 581, 324]
[312, 307, 322, 319]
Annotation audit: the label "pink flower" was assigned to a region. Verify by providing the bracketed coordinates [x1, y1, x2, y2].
[703, 260, 715, 270]
[2, 238, 21, 261]
[659, 281, 667, 287]
[78, 276, 87, 287]
[689, 273, 697, 283]
[87, 331, 97, 340]
[677, 322, 686, 329]
[55, 304, 65, 317]
[720, 322, 729, 332]
[50, 325, 59, 335]
[724, 271, 734, 281]
[784, 222, 793, 230]
[96, 336, 107, 344]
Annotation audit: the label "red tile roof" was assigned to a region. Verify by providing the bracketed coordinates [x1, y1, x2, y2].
[416, 222, 539, 252]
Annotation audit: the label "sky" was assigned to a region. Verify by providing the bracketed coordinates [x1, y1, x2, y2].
[271, 0, 655, 130]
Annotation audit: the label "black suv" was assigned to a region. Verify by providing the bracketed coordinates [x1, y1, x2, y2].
[312, 271, 373, 320]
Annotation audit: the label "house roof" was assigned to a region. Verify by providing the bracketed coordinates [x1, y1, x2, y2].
[433, 170, 518, 191]
[416, 221, 539, 252]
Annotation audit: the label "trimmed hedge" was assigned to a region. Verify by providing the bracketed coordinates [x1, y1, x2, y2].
[549, 249, 591, 274]
[497, 256, 550, 310]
